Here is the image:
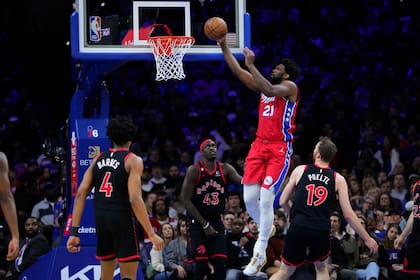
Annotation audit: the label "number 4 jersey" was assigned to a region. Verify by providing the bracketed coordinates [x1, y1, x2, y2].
[290, 164, 337, 231]
[190, 161, 227, 221]
[92, 149, 132, 211]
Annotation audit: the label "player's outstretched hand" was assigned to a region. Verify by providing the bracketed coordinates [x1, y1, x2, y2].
[365, 237, 378, 254]
[216, 36, 226, 44]
[394, 235, 405, 250]
[150, 233, 164, 251]
[67, 236, 81, 253]
[243, 47, 255, 67]
[6, 237, 19, 261]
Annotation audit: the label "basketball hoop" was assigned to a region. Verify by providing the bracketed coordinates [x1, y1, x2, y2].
[148, 36, 195, 81]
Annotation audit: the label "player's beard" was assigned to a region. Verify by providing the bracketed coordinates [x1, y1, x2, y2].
[208, 156, 216, 161]
[270, 76, 282, 84]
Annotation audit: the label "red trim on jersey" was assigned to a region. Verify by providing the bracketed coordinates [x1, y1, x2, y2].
[194, 162, 202, 186]
[123, 152, 134, 161]
[117, 254, 140, 262]
[402, 268, 420, 275]
[280, 255, 304, 267]
[109, 147, 130, 152]
[209, 253, 227, 259]
[308, 250, 331, 263]
[96, 253, 116, 260]
[218, 162, 227, 184]
[94, 152, 103, 161]
[313, 162, 331, 170]
[199, 161, 218, 175]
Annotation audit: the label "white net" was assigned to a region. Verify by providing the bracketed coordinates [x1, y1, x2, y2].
[148, 36, 195, 81]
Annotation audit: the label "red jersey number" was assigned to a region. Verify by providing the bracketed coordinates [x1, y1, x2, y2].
[203, 192, 220, 206]
[99, 172, 113, 197]
[306, 184, 328, 206]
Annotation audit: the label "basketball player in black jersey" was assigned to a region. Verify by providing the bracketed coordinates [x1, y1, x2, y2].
[395, 179, 420, 280]
[270, 137, 378, 280]
[181, 139, 242, 280]
[67, 115, 163, 280]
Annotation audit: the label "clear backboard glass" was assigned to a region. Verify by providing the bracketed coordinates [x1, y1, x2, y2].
[73, 0, 250, 60]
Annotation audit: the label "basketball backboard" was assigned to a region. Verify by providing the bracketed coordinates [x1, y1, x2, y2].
[72, 0, 250, 61]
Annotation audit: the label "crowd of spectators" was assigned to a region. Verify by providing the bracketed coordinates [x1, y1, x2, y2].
[0, 0, 419, 278]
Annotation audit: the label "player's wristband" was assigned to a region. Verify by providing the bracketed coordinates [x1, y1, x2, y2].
[71, 226, 80, 237]
[202, 222, 210, 230]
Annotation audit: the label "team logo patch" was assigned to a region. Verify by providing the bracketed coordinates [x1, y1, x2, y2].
[264, 176, 273, 185]
[196, 244, 207, 255]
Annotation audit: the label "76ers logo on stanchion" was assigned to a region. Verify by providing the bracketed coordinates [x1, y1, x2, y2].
[89, 16, 101, 42]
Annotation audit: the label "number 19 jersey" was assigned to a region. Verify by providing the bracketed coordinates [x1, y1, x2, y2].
[290, 164, 336, 231]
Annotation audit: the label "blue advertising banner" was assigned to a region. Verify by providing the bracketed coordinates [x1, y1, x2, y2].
[62, 118, 110, 246]
[19, 246, 145, 279]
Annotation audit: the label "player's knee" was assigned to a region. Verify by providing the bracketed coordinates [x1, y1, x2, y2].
[243, 184, 259, 205]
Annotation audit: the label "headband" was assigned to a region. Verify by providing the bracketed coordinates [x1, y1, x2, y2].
[199, 139, 213, 152]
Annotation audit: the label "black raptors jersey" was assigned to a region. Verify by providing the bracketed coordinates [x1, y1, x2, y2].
[290, 164, 336, 231]
[190, 161, 227, 221]
[92, 149, 132, 211]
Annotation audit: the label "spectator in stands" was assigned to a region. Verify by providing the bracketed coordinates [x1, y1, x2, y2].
[164, 215, 192, 280]
[339, 215, 380, 280]
[349, 177, 364, 211]
[226, 191, 244, 217]
[225, 216, 255, 280]
[378, 223, 405, 280]
[378, 178, 403, 213]
[30, 183, 60, 246]
[147, 223, 175, 280]
[3, 217, 49, 280]
[165, 164, 184, 202]
[390, 173, 408, 206]
[329, 211, 359, 280]
[152, 198, 177, 229]
[150, 166, 167, 191]
[264, 210, 287, 278]
[222, 211, 235, 235]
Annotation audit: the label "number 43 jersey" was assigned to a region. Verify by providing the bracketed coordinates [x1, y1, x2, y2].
[92, 149, 132, 211]
[191, 161, 227, 221]
[290, 164, 337, 231]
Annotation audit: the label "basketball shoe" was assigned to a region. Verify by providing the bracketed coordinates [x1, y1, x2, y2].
[243, 225, 276, 276]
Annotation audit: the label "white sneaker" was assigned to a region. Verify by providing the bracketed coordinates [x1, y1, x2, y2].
[243, 252, 267, 276]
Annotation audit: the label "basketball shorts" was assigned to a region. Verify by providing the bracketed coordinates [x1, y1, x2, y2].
[243, 139, 292, 208]
[281, 223, 331, 266]
[95, 209, 140, 262]
[187, 218, 227, 262]
[403, 233, 420, 275]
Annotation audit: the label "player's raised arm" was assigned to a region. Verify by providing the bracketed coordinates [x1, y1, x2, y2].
[336, 174, 378, 254]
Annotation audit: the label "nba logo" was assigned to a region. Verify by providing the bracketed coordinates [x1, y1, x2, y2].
[90, 16, 101, 42]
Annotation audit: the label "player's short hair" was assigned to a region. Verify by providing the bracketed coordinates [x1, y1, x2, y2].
[280, 58, 299, 82]
[106, 115, 138, 146]
[317, 136, 337, 162]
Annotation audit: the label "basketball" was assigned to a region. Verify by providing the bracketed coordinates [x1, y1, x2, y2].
[204, 17, 228, 41]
